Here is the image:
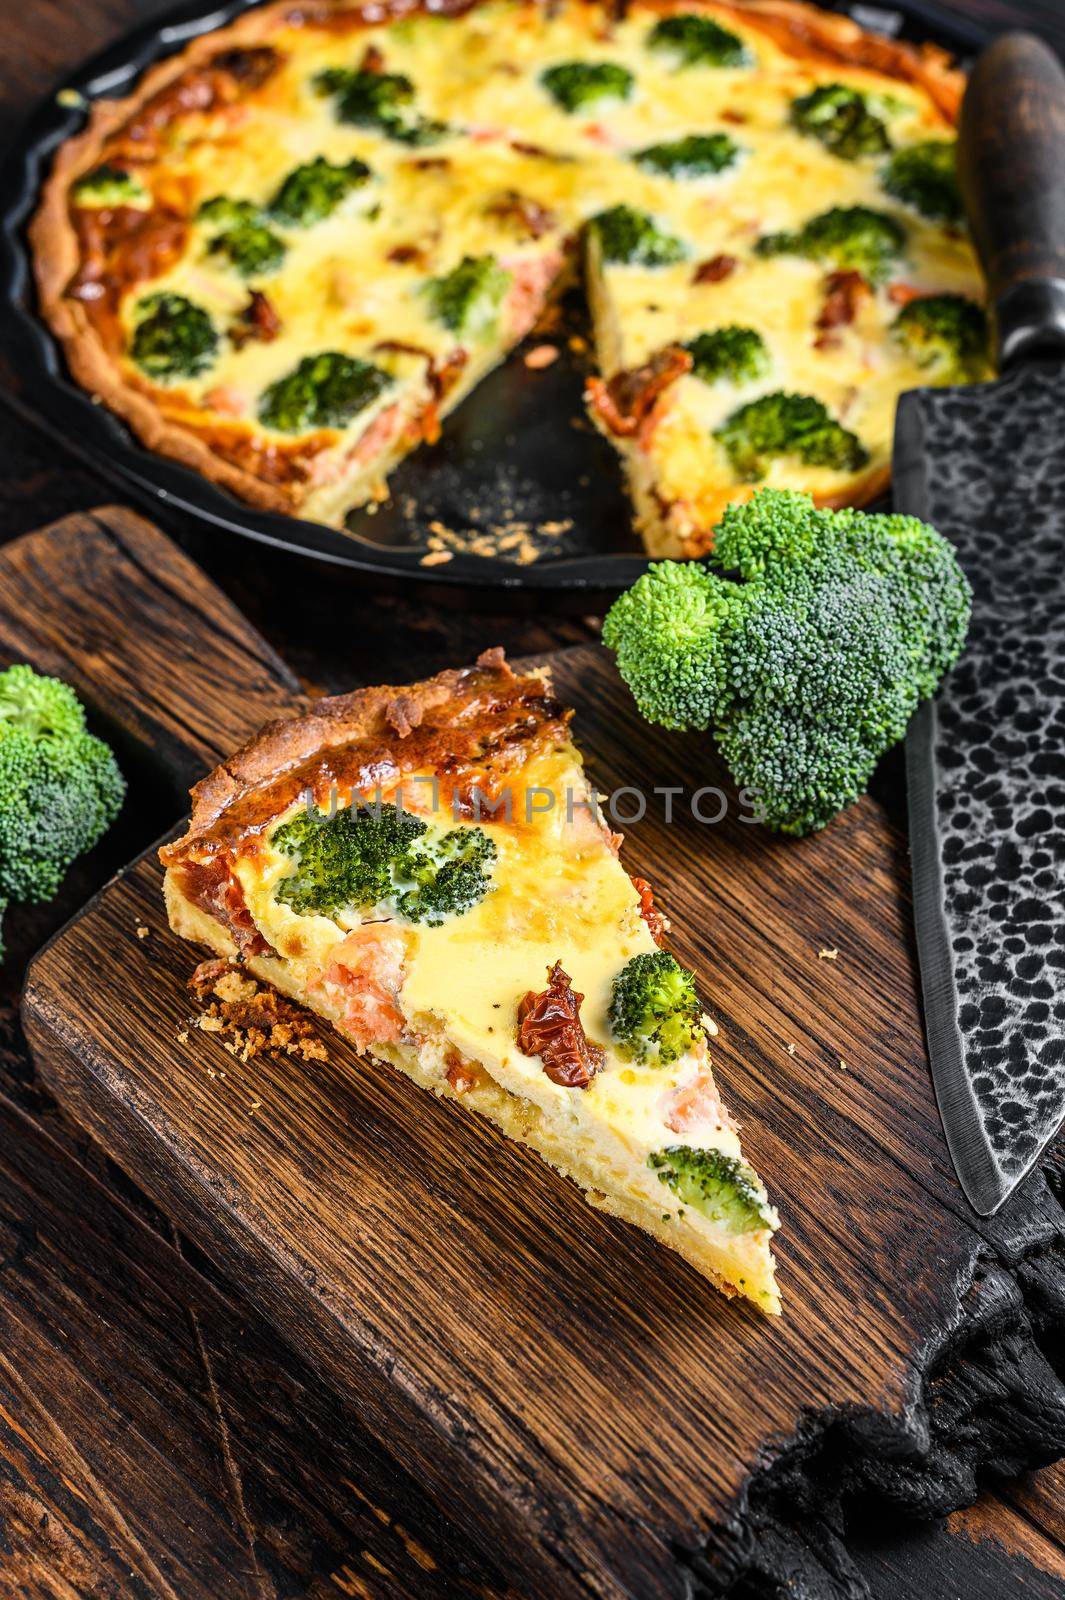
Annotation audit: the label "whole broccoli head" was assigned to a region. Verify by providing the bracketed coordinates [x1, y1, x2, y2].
[789, 83, 892, 159]
[0, 664, 125, 955]
[129, 292, 218, 382]
[634, 132, 740, 179]
[540, 60, 634, 112]
[314, 67, 447, 144]
[588, 204, 687, 266]
[714, 391, 867, 481]
[258, 351, 392, 433]
[268, 155, 372, 226]
[609, 950, 705, 1066]
[602, 488, 971, 834]
[271, 801, 496, 926]
[424, 255, 512, 338]
[685, 325, 770, 386]
[756, 204, 906, 284]
[881, 139, 962, 223]
[892, 293, 991, 384]
[72, 163, 150, 208]
[649, 1145, 775, 1233]
[647, 14, 751, 69]
[198, 196, 286, 278]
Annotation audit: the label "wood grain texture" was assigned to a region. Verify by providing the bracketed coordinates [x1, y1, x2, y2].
[18, 551, 1065, 1595]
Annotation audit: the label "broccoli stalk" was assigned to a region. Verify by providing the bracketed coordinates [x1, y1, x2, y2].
[789, 83, 892, 159]
[634, 132, 741, 179]
[258, 351, 393, 433]
[714, 392, 866, 480]
[130, 292, 218, 382]
[609, 951, 705, 1065]
[647, 14, 751, 69]
[0, 665, 125, 957]
[271, 801, 496, 926]
[649, 1146, 776, 1233]
[685, 326, 770, 386]
[588, 205, 687, 266]
[268, 156, 372, 226]
[892, 293, 991, 383]
[423, 255, 512, 338]
[602, 488, 971, 835]
[881, 139, 962, 223]
[540, 61, 634, 112]
[756, 204, 906, 285]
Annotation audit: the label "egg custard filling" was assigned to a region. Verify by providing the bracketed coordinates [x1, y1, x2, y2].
[35, 0, 986, 556]
[161, 656, 780, 1312]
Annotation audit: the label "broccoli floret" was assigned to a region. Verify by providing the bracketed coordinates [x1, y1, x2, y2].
[881, 139, 962, 223]
[714, 392, 866, 481]
[647, 14, 751, 69]
[258, 352, 392, 433]
[0, 664, 125, 956]
[634, 132, 740, 179]
[756, 204, 906, 284]
[314, 67, 447, 144]
[892, 293, 991, 384]
[588, 204, 687, 266]
[72, 163, 149, 208]
[649, 1146, 775, 1233]
[129, 292, 218, 382]
[609, 951, 704, 1066]
[685, 325, 769, 386]
[198, 196, 286, 278]
[271, 802, 496, 925]
[423, 255, 512, 338]
[268, 156, 372, 226]
[540, 61, 634, 112]
[602, 488, 971, 834]
[789, 83, 892, 159]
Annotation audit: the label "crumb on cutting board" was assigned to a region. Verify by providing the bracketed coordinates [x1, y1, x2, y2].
[186, 958, 327, 1065]
[818, 947, 839, 961]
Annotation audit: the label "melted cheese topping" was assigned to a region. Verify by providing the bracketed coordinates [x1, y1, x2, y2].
[83, 0, 983, 540]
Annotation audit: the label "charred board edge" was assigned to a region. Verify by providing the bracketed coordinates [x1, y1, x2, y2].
[693, 1174, 1065, 1598]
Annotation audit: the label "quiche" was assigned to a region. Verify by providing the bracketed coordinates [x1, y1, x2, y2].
[33, 0, 987, 556]
[160, 652, 781, 1312]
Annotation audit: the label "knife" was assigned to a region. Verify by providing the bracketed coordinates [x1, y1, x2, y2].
[896, 31, 1065, 1216]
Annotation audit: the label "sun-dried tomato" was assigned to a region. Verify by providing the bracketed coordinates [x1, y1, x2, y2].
[517, 962, 604, 1089]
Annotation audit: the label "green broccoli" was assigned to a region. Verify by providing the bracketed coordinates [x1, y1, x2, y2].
[71, 163, 149, 208]
[685, 325, 769, 386]
[609, 951, 704, 1066]
[647, 14, 751, 69]
[588, 204, 687, 266]
[0, 664, 125, 957]
[258, 352, 392, 433]
[756, 204, 906, 284]
[649, 1146, 775, 1233]
[423, 255, 512, 338]
[314, 67, 447, 144]
[540, 61, 634, 112]
[881, 139, 962, 223]
[714, 392, 866, 480]
[602, 488, 971, 834]
[268, 155, 373, 226]
[634, 132, 740, 179]
[892, 293, 991, 384]
[129, 292, 218, 382]
[271, 801, 496, 925]
[789, 83, 892, 159]
[198, 196, 286, 278]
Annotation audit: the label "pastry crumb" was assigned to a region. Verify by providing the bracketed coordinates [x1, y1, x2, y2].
[818, 947, 838, 960]
[187, 958, 328, 1064]
[135, 924, 150, 940]
[839, 1058, 848, 1071]
[420, 549, 454, 567]
[524, 343, 558, 369]
[786, 1042, 796, 1056]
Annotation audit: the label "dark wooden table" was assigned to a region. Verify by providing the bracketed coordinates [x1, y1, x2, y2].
[0, 4, 1062, 1597]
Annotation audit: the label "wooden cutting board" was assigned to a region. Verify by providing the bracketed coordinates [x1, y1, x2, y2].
[12, 508, 1065, 1600]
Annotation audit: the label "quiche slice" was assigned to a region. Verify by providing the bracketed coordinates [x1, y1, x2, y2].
[33, 0, 987, 554]
[160, 653, 781, 1312]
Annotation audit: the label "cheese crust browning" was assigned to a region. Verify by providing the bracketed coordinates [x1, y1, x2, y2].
[162, 651, 781, 1311]
[33, 0, 978, 553]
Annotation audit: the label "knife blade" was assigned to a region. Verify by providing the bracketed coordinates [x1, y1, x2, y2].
[896, 31, 1065, 1216]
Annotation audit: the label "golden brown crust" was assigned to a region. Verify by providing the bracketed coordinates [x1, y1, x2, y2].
[32, 0, 965, 526]
[160, 648, 568, 866]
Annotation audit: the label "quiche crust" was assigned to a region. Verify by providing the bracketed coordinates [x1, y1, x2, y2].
[33, 0, 966, 544]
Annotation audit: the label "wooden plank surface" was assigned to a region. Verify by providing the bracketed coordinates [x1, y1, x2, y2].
[16, 516, 1065, 1597]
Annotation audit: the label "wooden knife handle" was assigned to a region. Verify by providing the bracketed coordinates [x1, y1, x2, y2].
[958, 32, 1065, 366]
